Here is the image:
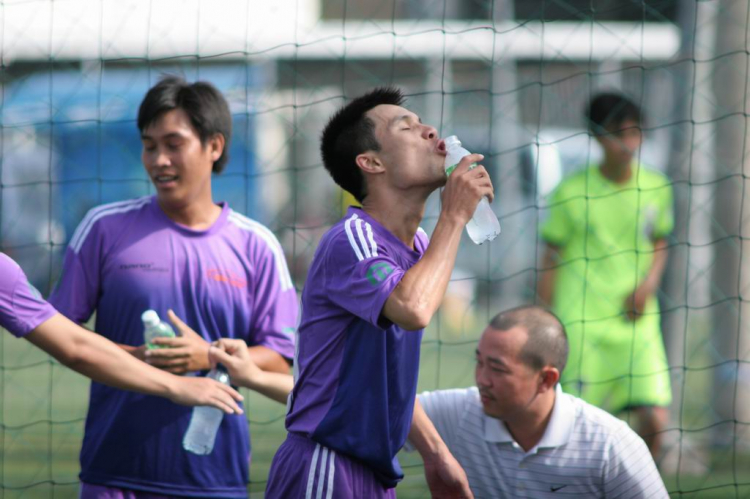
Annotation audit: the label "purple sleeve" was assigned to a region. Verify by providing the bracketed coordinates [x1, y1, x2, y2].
[48, 215, 102, 323]
[0, 254, 56, 338]
[324, 231, 405, 329]
[247, 240, 298, 360]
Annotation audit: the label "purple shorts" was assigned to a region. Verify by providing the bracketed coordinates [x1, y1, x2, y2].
[265, 433, 397, 499]
[79, 483, 178, 499]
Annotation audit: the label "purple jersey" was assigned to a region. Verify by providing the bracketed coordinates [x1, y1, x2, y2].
[49, 196, 298, 498]
[0, 253, 56, 338]
[284, 207, 428, 488]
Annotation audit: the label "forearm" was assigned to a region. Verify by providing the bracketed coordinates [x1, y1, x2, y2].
[26, 314, 180, 398]
[537, 245, 560, 306]
[209, 341, 293, 404]
[409, 398, 449, 461]
[243, 370, 293, 404]
[383, 213, 464, 330]
[409, 399, 473, 497]
[118, 343, 142, 354]
[248, 345, 291, 374]
[641, 238, 668, 293]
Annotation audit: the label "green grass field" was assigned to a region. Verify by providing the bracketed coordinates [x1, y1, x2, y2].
[2, 320, 749, 498]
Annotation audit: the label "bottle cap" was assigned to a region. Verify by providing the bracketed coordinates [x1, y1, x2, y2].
[444, 135, 461, 148]
[141, 309, 160, 326]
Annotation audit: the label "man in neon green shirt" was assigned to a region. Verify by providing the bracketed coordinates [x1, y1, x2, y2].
[538, 93, 672, 457]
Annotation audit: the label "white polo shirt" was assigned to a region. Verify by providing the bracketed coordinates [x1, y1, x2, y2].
[415, 386, 668, 499]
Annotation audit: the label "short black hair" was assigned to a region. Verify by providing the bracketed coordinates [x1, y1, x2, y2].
[137, 76, 232, 173]
[320, 87, 405, 203]
[586, 92, 642, 135]
[489, 305, 569, 374]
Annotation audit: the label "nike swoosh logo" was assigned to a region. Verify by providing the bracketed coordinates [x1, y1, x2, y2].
[551, 485, 568, 492]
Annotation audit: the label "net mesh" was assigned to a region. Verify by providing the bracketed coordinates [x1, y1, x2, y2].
[1, 1, 749, 497]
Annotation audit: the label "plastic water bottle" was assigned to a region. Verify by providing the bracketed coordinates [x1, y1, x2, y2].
[141, 310, 176, 350]
[183, 366, 231, 455]
[444, 135, 502, 244]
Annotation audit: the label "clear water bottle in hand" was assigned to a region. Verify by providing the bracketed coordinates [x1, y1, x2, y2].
[183, 365, 232, 455]
[141, 310, 176, 349]
[443, 135, 501, 244]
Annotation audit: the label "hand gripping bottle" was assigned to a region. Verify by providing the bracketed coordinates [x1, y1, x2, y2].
[141, 310, 176, 349]
[182, 365, 232, 455]
[443, 135, 501, 244]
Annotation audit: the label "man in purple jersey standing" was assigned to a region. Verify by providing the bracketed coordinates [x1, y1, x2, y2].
[49, 77, 298, 499]
[265, 87, 494, 498]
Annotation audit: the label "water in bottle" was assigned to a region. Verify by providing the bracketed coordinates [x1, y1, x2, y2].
[141, 310, 176, 350]
[443, 135, 501, 244]
[183, 366, 231, 455]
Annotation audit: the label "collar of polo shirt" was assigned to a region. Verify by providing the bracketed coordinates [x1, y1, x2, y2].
[482, 385, 575, 450]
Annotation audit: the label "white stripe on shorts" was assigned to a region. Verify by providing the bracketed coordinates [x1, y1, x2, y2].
[305, 443, 321, 499]
[316, 447, 329, 499]
[326, 450, 337, 499]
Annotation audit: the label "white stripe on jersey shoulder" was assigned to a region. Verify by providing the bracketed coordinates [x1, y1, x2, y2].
[343, 213, 378, 262]
[354, 218, 371, 259]
[70, 196, 151, 254]
[227, 211, 294, 291]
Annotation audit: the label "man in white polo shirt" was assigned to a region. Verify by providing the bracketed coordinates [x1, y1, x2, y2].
[414, 305, 668, 498]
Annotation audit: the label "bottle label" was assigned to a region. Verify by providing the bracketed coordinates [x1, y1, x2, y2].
[445, 162, 478, 176]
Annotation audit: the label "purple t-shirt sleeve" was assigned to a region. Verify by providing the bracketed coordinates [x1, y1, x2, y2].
[248, 242, 298, 360]
[48, 214, 102, 323]
[324, 229, 405, 328]
[0, 254, 56, 338]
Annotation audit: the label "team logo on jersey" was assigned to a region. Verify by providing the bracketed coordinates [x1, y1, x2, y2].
[207, 269, 247, 288]
[118, 262, 169, 273]
[366, 262, 394, 285]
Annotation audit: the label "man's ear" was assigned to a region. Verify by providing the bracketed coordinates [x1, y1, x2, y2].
[208, 133, 225, 162]
[355, 152, 385, 175]
[538, 367, 560, 394]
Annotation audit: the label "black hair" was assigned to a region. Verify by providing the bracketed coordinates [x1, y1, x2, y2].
[137, 75, 232, 173]
[489, 305, 569, 373]
[320, 87, 405, 202]
[586, 92, 642, 136]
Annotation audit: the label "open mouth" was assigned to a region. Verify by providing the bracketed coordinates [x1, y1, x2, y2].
[437, 139, 447, 154]
[154, 174, 179, 186]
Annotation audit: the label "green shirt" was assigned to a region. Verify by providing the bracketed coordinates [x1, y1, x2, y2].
[541, 164, 673, 334]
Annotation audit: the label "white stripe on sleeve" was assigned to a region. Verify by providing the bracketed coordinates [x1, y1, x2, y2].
[365, 222, 378, 257]
[227, 212, 294, 291]
[70, 197, 150, 253]
[355, 219, 372, 259]
[344, 214, 365, 262]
